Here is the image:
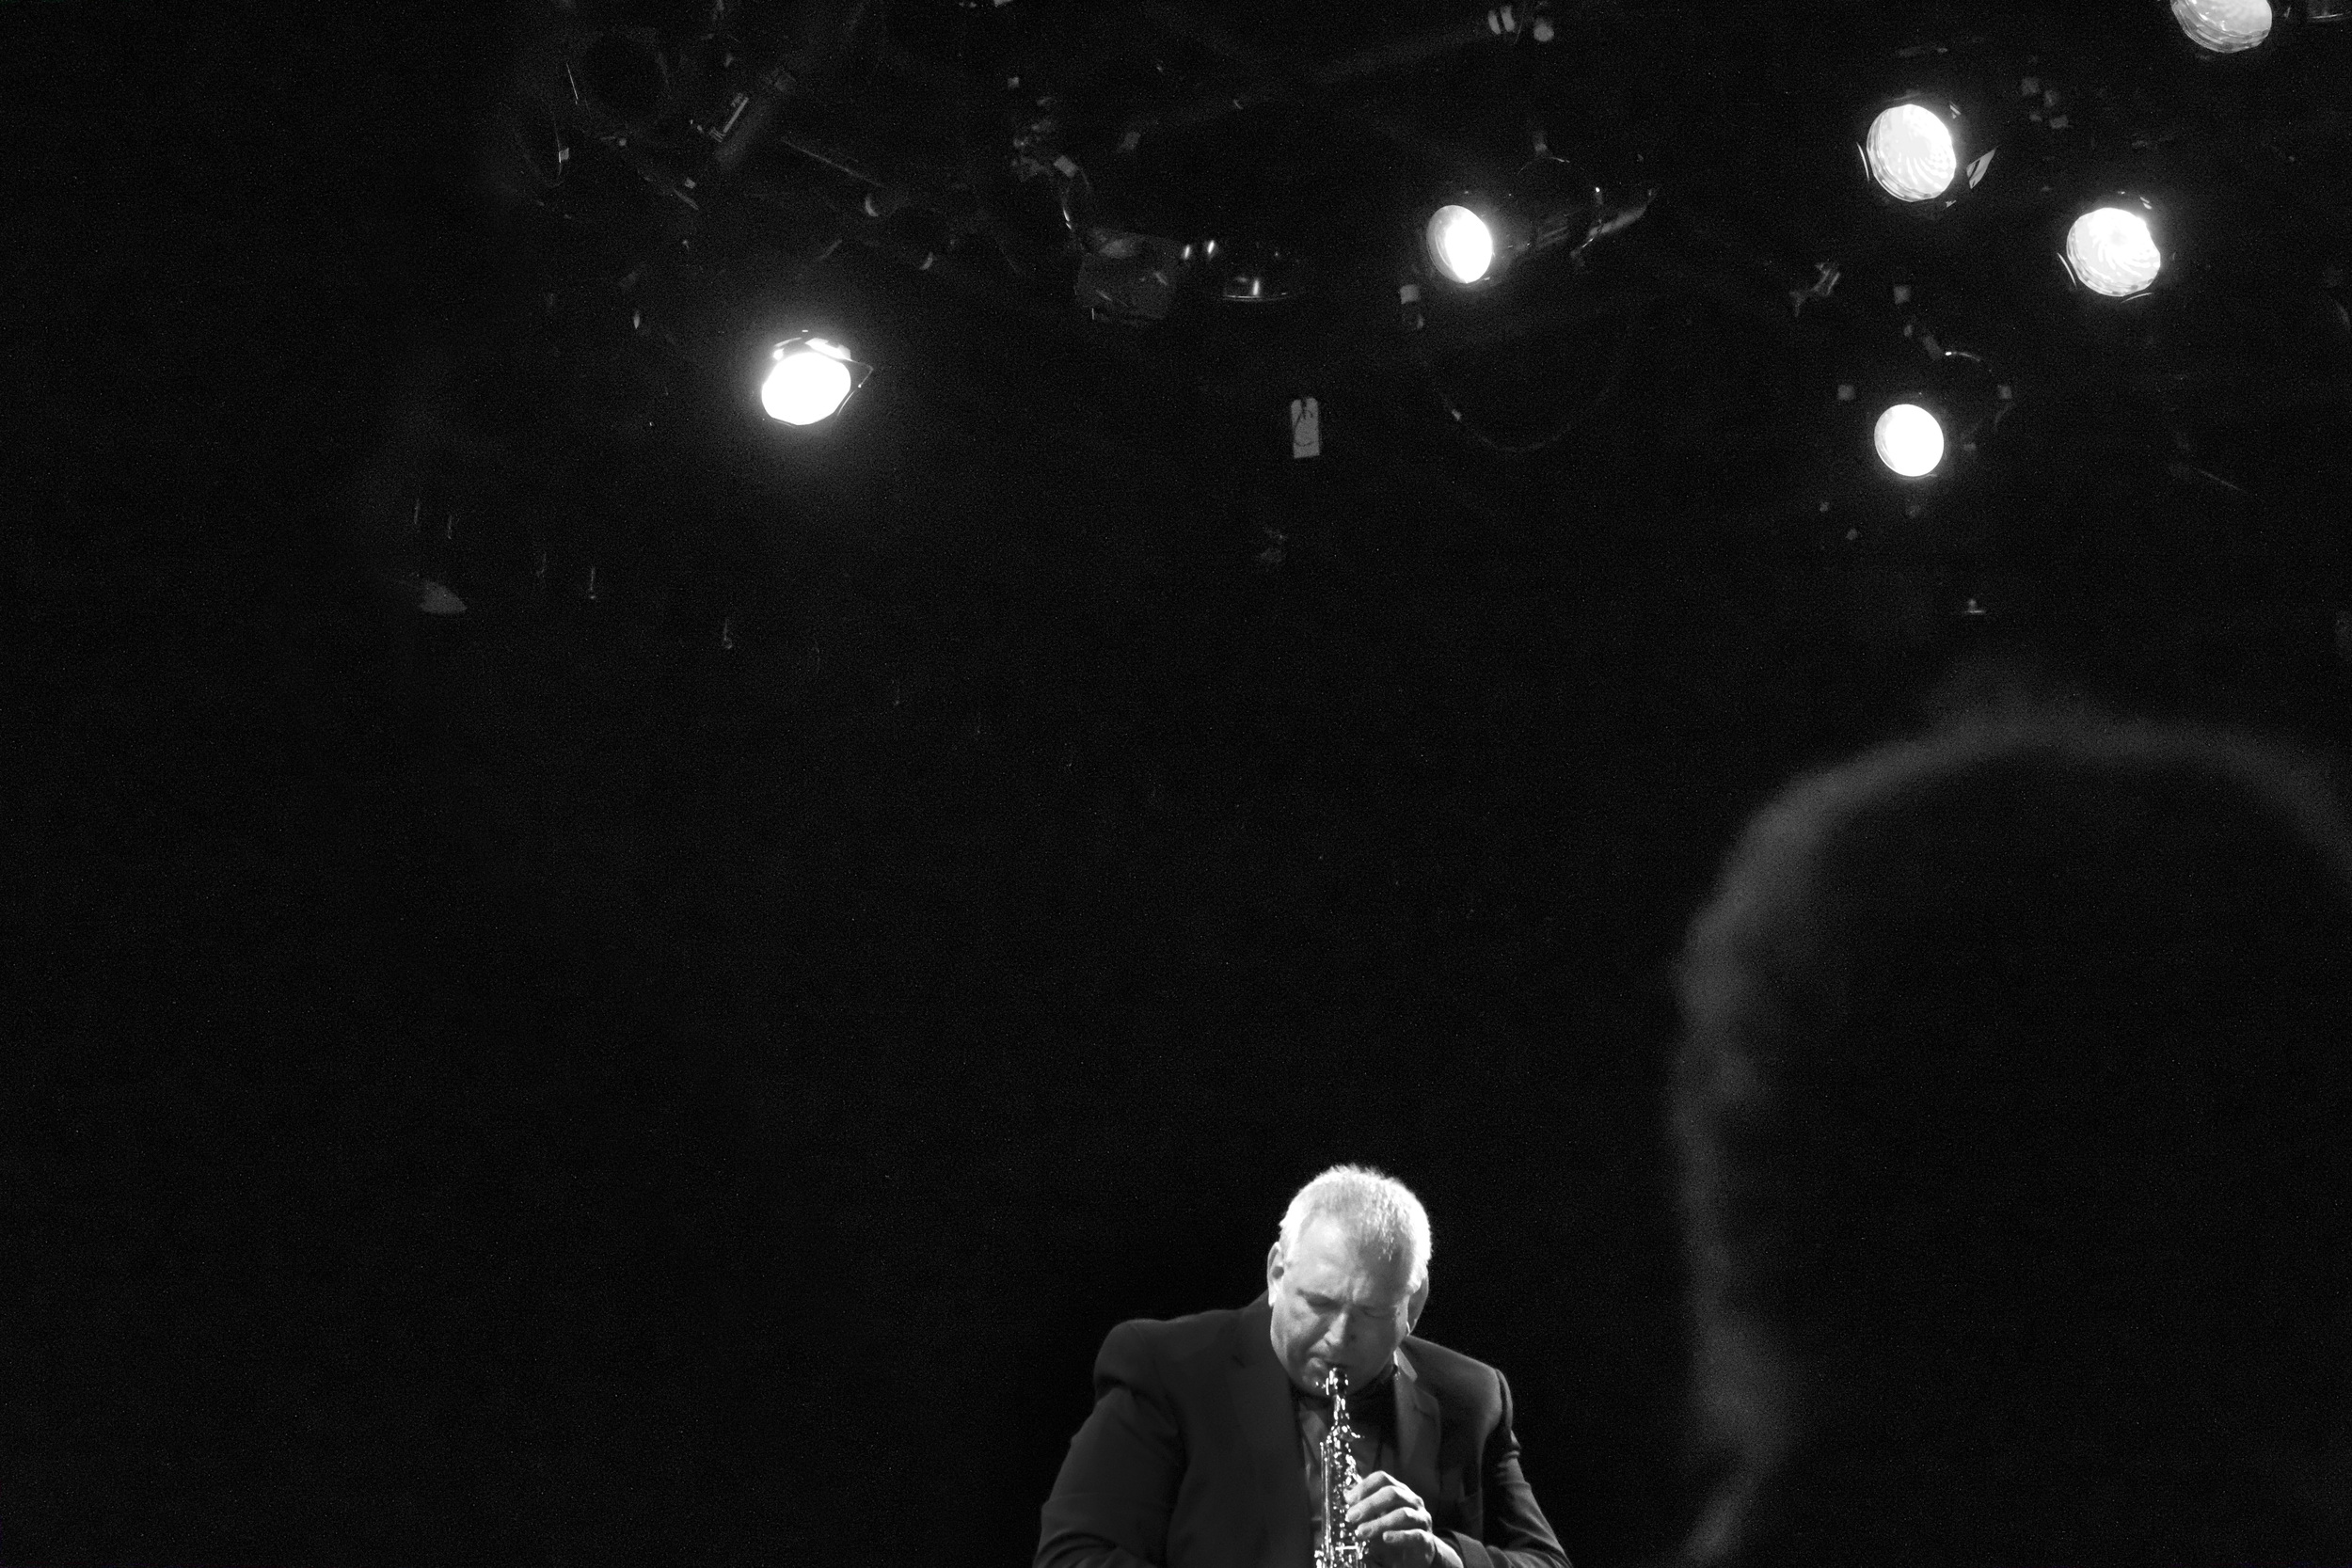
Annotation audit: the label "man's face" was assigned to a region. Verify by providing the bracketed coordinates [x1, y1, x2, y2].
[1265, 1215, 1428, 1394]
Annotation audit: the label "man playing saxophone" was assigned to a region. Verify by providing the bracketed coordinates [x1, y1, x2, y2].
[1038, 1165, 1570, 1568]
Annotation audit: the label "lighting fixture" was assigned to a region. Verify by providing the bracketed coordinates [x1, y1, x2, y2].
[1418, 155, 1641, 287]
[759, 335, 873, 425]
[2062, 200, 2164, 298]
[1425, 205, 1497, 285]
[1855, 95, 1995, 213]
[2170, 0, 2276, 53]
[1874, 402, 1947, 478]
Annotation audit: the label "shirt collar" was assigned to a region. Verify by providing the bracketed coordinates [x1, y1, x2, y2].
[1379, 1342, 1413, 1388]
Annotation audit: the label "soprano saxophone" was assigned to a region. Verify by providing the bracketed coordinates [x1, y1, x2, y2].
[1315, 1366, 1369, 1568]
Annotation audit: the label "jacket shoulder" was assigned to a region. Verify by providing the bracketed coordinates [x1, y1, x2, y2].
[1106, 1302, 1245, 1356]
[1093, 1303, 1248, 1401]
[1401, 1334, 1507, 1414]
[1400, 1333, 1493, 1378]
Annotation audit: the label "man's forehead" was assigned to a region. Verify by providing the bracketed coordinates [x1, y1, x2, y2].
[1289, 1222, 1412, 1300]
[1295, 1278, 1411, 1314]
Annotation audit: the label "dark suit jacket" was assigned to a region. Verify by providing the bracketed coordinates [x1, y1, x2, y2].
[1038, 1291, 1571, 1568]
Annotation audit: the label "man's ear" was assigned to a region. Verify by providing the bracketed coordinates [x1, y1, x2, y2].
[1266, 1240, 1284, 1289]
[1405, 1275, 1430, 1334]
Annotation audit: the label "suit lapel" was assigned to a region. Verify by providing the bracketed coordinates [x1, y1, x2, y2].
[1230, 1293, 1310, 1568]
[1393, 1340, 1444, 1517]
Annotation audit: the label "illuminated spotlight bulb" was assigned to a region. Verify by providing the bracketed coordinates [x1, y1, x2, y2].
[761, 339, 855, 425]
[2064, 207, 2162, 297]
[1874, 402, 1946, 478]
[1426, 204, 1496, 284]
[1865, 103, 1958, 202]
[2171, 0, 2273, 53]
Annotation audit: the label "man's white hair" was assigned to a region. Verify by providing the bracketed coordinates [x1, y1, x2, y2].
[1278, 1164, 1434, 1292]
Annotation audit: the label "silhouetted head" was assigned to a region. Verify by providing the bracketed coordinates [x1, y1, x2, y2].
[1672, 711, 2352, 1568]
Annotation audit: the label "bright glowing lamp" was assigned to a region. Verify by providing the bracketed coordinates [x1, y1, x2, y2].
[1426, 204, 1496, 285]
[1874, 403, 1946, 478]
[2171, 0, 2274, 52]
[2063, 206, 2162, 297]
[761, 336, 864, 425]
[1864, 103, 1959, 202]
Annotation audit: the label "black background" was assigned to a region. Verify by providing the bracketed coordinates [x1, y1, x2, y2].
[6, 2, 2347, 1566]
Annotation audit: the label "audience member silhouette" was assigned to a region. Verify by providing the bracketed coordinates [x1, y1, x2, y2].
[1670, 711, 2352, 1568]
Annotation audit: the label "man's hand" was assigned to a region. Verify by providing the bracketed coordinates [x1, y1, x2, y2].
[1344, 1471, 1461, 1568]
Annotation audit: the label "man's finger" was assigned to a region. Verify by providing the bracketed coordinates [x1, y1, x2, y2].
[1371, 1526, 1438, 1568]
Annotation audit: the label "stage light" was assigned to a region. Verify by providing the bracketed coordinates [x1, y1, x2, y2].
[1874, 402, 1947, 477]
[1854, 95, 1995, 213]
[763, 347, 849, 424]
[1418, 157, 1645, 289]
[1834, 325, 2007, 497]
[759, 335, 872, 425]
[1866, 104, 1957, 201]
[2063, 203, 2162, 297]
[2171, 0, 2274, 52]
[1426, 204, 1496, 285]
